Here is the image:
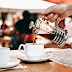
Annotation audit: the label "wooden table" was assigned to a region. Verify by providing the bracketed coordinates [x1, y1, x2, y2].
[2, 48, 72, 72]
[2, 62, 72, 72]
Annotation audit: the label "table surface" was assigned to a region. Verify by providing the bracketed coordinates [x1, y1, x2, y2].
[2, 48, 72, 72]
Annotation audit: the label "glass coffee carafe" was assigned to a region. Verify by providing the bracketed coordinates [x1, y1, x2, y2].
[29, 18, 68, 47]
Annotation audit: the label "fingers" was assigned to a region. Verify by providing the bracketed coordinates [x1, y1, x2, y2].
[41, 6, 54, 15]
[43, 13, 54, 21]
[50, 14, 58, 23]
[43, 16, 48, 21]
[56, 17, 61, 24]
[47, 13, 54, 21]
[43, 13, 61, 24]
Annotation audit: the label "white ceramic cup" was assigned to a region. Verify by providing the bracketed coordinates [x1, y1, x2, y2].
[0, 47, 10, 65]
[18, 43, 44, 59]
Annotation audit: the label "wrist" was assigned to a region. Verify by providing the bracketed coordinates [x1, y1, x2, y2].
[66, 3, 72, 16]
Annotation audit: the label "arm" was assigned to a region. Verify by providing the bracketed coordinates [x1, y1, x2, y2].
[67, 3, 72, 15]
[41, 3, 72, 24]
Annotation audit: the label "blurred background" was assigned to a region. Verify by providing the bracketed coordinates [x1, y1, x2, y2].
[0, 0, 72, 49]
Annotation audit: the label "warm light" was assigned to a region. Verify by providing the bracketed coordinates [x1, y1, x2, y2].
[9, 27, 14, 31]
[19, 16, 23, 20]
[13, 14, 18, 19]
[0, 19, 3, 25]
[4, 36, 11, 40]
[5, 20, 13, 26]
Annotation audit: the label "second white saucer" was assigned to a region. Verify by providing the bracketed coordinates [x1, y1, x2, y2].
[0, 57, 20, 69]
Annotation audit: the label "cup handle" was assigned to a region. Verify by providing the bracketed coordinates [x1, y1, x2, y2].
[18, 44, 25, 54]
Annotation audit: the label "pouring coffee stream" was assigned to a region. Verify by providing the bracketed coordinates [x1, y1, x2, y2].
[29, 16, 68, 47]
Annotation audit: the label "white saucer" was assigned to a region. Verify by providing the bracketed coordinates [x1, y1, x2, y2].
[0, 57, 20, 69]
[18, 52, 51, 62]
[0, 68, 9, 71]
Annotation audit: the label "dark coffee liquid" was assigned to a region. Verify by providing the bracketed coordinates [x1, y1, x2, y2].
[37, 34, 55, 40]
[33, 35, 36, 45]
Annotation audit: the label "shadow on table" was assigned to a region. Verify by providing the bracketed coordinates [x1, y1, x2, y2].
[22, 60, 52, 64]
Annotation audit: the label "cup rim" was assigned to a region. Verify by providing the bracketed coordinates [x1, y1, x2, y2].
[0, 47, 10, 50]
[25, 43, 44, 45]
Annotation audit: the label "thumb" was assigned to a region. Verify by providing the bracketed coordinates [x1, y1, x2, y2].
[56, 17, 62, 24]
[41, 6, 54, 15]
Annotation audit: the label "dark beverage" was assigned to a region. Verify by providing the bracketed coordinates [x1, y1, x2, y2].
[33, 35, 36, 45]
[33, 34, 55, 45]
[37, 34, 55, 40]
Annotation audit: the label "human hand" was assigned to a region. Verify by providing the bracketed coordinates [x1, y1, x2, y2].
[41, 4, 71, 24]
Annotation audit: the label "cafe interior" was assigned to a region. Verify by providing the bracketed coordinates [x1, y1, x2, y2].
[0, 0, 72, 72]
[0, 0, 72, 49]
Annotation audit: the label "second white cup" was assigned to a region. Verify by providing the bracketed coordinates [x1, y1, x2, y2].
[0, 47, 10, 65]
